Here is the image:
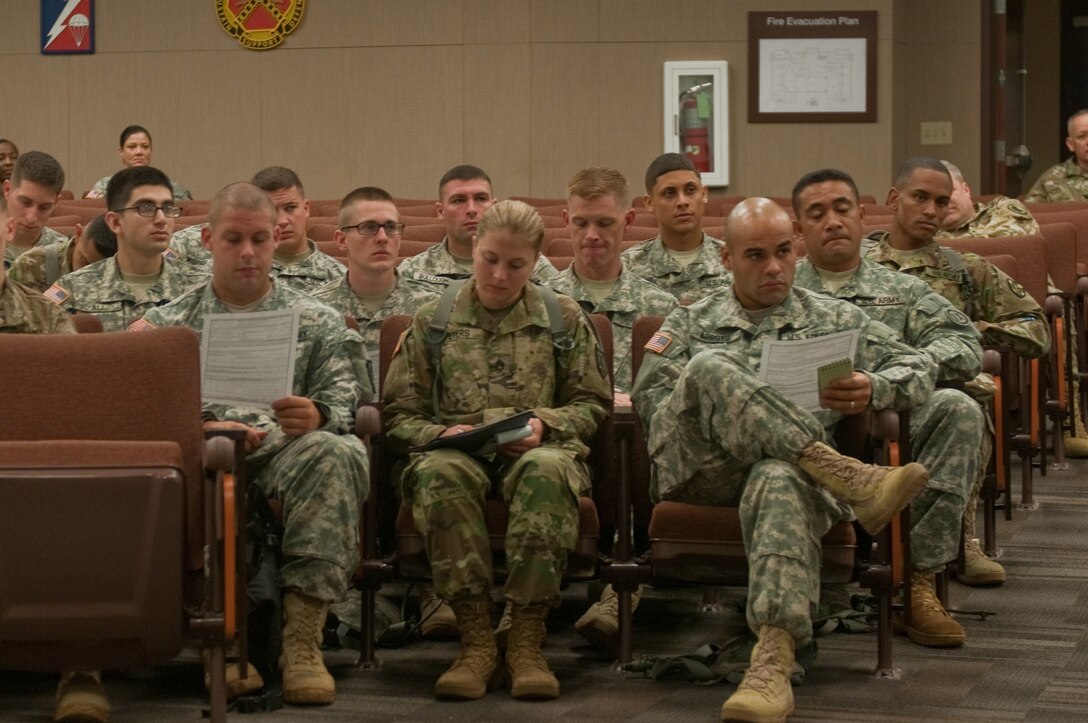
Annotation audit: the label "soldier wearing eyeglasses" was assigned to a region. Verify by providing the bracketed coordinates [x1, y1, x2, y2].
[312, 185, 443, 397]
[44, 166, 205, 331]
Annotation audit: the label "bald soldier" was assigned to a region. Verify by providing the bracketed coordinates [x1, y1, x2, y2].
[792, 168, 985, 647]
[1025, 108, 1088, 202]
[136, 182, 369, 707]
[632, 198, 935, 722]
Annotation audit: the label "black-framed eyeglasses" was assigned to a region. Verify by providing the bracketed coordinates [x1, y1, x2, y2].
[112, 202, 183, 218]
[340, 221, 405, 237]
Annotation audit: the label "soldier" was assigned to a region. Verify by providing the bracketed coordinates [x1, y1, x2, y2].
[2, 150, 67, 267]
[384, 200, 611, 701]
[135, 182, 369, 706]
[44, 166, 205, 331]
[1025, 109, 1088, 202]
[793, 168, 985, 646]
[938, 160, 1040, 238]
[0, 138, 17, 183]
[865, 156, 1050, 586]
[397, 164, 558, 287]
[9, 214, 117, 292]
[547, 166, 677, 654]
[621, 152, 730, 304]
[0, 192, 75, 335]
[632, 198, 934, 723]
[85, 125, 193, 201]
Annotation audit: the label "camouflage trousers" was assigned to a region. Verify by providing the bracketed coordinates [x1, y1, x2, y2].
[404, 446, 590, 607]
[248, 428, 369, 603]
[907, 388, 983, 570]
[647, 351, 851, 644]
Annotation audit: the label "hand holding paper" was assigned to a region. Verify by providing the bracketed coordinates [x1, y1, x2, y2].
[819, 371, 872, 415]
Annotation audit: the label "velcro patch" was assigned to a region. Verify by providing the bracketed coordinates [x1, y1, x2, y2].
[645, 332, 672, 354]
[43, 283, 69, 305]
[127, 317, 155, 332]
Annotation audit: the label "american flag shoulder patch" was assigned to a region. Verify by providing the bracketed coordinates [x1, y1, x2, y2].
[127, 318, 155, 332]
[162, 248, 178, 261]
[43, 283, 69, 305]
[644, 332, 672, 354]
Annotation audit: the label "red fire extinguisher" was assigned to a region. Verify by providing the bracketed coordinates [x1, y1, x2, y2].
[680, 87, 712, 173]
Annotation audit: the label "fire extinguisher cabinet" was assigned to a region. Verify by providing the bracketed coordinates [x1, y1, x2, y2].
[663, 61, 729, 187]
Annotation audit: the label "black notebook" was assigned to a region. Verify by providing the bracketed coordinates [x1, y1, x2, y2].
[412, 410, 535, 454]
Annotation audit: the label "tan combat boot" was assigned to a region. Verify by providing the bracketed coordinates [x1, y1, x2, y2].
[798, 441, 929, 534]
[280, 591, 336, 705]
[573, 584, 642, 657]
[201, 649, 265, 699]
[958, 494, 1006, 586]
[1062, 402, 1088, 458]
[55, 670, 109, 723]
[435, 597, 501, 700]
[894, 571, 965, 647]
[719, 625, 795, 723]
[420, 582, 460, 639]
[506, 604, 559, 700]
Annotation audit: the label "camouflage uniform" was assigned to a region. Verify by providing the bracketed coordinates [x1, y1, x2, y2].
[4, 226, 67, 268]
[46, 256, 207, 331]
[89, 175, 193, 201]
[312, 271, 443, 397]
[138, 280, 370, 602]
[620, 233, 731, 305]
[272, 241, 345, 294]
[0, 278, 76, 334]
[384, 281, 611, 606]
[795, 258, 984, 569]
[397, 236, 559, 287]
[630, 287, 936, 643]
[863, 231, 1050, 359]
[549, 265, 678, 393]
[9, 236, 76, 292]
[1025, 158, 1088, 203]
[168, 223, 209, 268]
[937, 197, 1040, 240]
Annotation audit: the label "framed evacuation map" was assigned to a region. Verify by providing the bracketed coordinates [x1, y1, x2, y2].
[748, 10, 877, 123]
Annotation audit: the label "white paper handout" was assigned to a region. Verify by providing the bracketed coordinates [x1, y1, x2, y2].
[200, 309, 300, 407]
[758, 329, 860, 413]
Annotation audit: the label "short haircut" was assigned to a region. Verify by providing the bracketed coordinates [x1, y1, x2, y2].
[893, 156, 951, 188]
[791, 168, 860, 214]
[476, 199, 544, 253]
[106, 166, 172, 210]
[438, 164, 491, 199]
[208, 181, 276, 228]
[644, 152, 697, 192]
[119, 125, 151, 146]
[1067, 108, 1088, 135]
[251, 166, 304, 195]
[337, 186, 396, 226]
[11, 151, 65, 193]
[567, 166, 629, 207]
[84, 214, 118, 257]
[940, 160, 965, 184]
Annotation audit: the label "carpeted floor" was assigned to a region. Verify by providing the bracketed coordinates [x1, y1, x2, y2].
[3, 457, 1086, 722]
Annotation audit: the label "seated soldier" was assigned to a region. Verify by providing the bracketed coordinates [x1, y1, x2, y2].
[632, 198, 934, 723]
[384, 200, 611, 701]
[85, 125, 192, 201]
[2, 150, 68, 267]
[621, 152, 730, 304]
[1025, 109, 1088, 202]
[134, 181, 369, 706]
[398, 164, 558, 287]
[45, 166, 205, 331]
[10, 214, 117, 292]
[0, 137, 18, 183]
[0, 192, 74, 335]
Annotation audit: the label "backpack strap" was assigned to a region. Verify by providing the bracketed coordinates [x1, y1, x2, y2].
[939, 246, 975, 319]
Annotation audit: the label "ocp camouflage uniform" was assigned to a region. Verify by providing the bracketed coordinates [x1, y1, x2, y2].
[312, 271, 443, 397]
[0, 277, 76, 334]
[937, 196, 1040, 239]
[620, 233, 731, 305]
[138, 280, 370, 602]
[631, 286, 936, 643]
[89, 175, 193, 201]
[384, 281, 611, 606]
[1025, 158, 1088, 203]
[8, 236, 76, 292]
[168, 223, 209, 267]
[272, 240, 345, 294]
[46, 256, 207, 331]
[863, 231, 1050, 359]
[549, 265, 678, 393]
[795, 258, 984, 569]
[397, 236, 559, 287]
[3, 226, 67, 268]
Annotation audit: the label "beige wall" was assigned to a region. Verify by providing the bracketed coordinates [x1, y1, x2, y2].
[1023, 0, 1063, 191]
[0, 1, 988, 202]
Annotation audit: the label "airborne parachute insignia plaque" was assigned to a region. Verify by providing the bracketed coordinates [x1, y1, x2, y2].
[216, 0, 306, 51]
[40, 0, 95, 55]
